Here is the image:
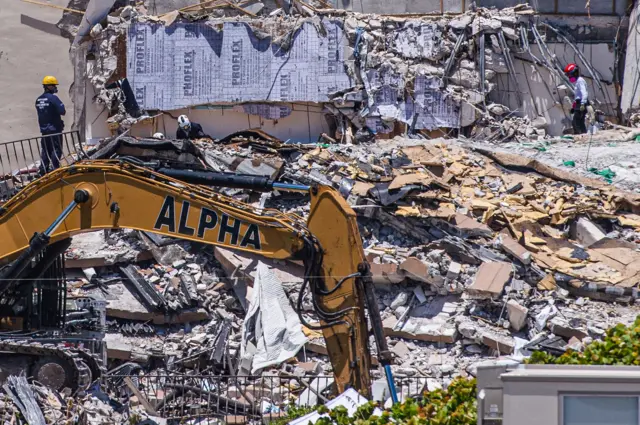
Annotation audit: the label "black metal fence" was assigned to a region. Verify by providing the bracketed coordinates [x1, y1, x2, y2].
[0, 131, 86, 200]
[104, 373, 430, 423]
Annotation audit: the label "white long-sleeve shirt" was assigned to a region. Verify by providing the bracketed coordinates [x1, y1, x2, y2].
[574, 77, 589, 105]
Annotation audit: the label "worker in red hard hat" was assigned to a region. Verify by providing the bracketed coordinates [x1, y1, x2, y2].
[564, 63, 594, 135]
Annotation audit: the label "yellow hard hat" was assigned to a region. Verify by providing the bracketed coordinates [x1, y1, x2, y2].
[42, 76, 59, 85]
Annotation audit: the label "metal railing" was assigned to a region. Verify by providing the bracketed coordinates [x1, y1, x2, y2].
[0, 131, 86, 200]
[104, 373, 431, 423]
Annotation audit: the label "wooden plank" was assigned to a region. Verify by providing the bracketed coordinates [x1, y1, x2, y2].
[20, 0, 84, 14]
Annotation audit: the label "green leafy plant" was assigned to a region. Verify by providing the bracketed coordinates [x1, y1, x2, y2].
[527, 317, 640, 366]
[296, 378, 477, 425]
[295, 318, 640, 425]
[272, 404, 317, 425]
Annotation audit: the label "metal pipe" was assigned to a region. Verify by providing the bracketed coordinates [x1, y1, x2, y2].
[44, 199, 80, 236]
[384, 365, 399, 404]
[479, 31, 486, 99]
[530, 24, 575, 94]
[498, 31, 524, 106]
[444, 32, 466, 81]
[157, 168, 274, 192]
[272, 182, 311, 192]
[359, 263, 399, 404]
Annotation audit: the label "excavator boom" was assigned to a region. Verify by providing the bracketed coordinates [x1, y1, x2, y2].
[0, 160, 395, 397]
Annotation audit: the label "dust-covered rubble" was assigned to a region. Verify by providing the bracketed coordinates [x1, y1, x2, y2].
[46, 131, 638, 419]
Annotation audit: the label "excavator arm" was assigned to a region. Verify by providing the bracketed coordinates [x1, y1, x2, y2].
[0, 160, 396, 398]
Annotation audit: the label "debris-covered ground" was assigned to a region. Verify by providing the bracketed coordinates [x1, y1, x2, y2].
[4, 129, 629, 422]
[0, 1, 636, 423]
[470, 130, 640, 193]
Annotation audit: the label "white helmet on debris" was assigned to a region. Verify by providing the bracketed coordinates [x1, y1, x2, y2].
[177, 115, 191, 130]
[153, 132, 165, 139]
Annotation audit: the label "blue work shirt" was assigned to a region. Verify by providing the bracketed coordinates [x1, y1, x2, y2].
[35, 92, 66, 134]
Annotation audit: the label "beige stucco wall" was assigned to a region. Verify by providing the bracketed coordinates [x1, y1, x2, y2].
[84, 78, 333, 143]
[500, 368, 640, 425]
[0, 1, 73, 142]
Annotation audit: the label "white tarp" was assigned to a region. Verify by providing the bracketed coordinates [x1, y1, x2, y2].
[127, 20, 352, 110]
[74, 0, 118, 45]
[289, 389, 383, 425]
[240, 261, 308, 374]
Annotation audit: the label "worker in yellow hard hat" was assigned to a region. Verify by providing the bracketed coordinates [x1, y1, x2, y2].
[35, 76, 66, 175]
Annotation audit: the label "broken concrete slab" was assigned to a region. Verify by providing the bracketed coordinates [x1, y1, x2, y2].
[296, 377, 334, 407]
[574, 217, 606, 247]
[452, 213, 493, 238]
[66, 231, 152, 268]
[297, 362, 322, 374]
[138, 231, 188, 267]
[66, 249, 153, 268]
[466, 261, 512, 298]
[215, 247, 304, 289]
[105, 333, 132, 360]
[446, 261, 461, 281]
[400, 257, 443, 287]
[548, 317, 589, 341]
[369, 262, 405, 284]
[97, 282, 209, 324]
[383, 316, 457, 344]
[506, 300, 528, 331]
[391, 341, 410, 359]
[497, 233, 532, 265]
[480, 332, 515, 354]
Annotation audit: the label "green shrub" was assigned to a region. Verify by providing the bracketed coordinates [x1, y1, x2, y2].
[297, 378, 477, 425]
[527, 316, 640, 366]
[283, 316, 640, 425]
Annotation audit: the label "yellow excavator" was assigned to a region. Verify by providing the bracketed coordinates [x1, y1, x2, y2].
[0, 159, 398, 401]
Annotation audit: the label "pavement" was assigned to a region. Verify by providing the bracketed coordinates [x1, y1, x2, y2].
[0, 0, 72, 142]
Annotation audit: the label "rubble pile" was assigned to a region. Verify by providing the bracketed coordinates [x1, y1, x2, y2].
[0, 375, 158, 425]
[80, 3, 565, 141]
[47, 131, 636, 419]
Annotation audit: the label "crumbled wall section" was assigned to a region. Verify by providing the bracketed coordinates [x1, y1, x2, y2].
[83, 4, 619, 138]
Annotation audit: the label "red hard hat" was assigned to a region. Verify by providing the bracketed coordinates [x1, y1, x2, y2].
[564, 63, 577, 74]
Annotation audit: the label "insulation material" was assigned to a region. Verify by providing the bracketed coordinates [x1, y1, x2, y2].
[390, 21, 443, 59]
[240, 261, 308, 374]
[127, 20, 353, 109]
[401, 76, 460, 129]
[366, 68, 459, 129]
[366, 66, 406, 121]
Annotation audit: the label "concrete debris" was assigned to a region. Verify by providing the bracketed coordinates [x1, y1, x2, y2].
[47, 130, 639, 419]
[0, 374, 144, 425]
[506, 300, 528, 332]
[467, 262, 512, 299]
[73, 2, 595, 142]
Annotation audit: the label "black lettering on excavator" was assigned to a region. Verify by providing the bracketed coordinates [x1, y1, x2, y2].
[155, 198, 262, 250]
[218, 215, 240, 245]
[154, 196, 176, 233]
[197, 208, 218, 238]
[240, 224, 261, 250]
[178, 201, 195, 236]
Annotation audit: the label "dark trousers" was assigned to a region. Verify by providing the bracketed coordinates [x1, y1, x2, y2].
[572, 109, 587, 135]
[39, 133, 63, 174]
